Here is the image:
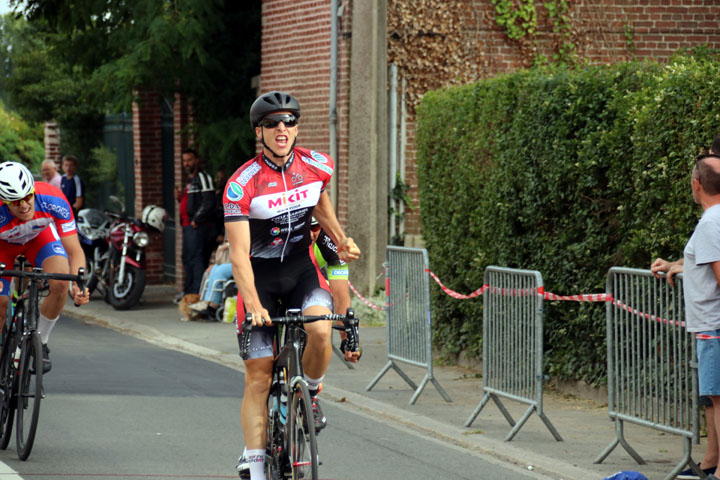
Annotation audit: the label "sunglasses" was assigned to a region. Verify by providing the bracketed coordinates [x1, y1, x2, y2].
[259, 114, 298, 129]
[6, 190, 34, 207]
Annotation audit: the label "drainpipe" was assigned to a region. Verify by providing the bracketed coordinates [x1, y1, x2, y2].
[329, 0, 339, 207]
[388, 63, 398, 244]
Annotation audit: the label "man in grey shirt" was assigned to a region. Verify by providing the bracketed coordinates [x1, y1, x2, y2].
[652, 153, 720, 479]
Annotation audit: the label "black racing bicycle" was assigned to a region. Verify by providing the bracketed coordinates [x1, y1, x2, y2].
[241, 308, 360, 480]
[0, 256, 84, 460]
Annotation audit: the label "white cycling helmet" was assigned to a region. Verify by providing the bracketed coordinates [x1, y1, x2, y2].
[0, 162, 34, 202]
[141, 205, 167, 232]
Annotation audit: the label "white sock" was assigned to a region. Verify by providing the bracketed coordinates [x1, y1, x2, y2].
[38, 314, 59, 344]
[247, 449, 265, 480]
[304, 375, 324, 395]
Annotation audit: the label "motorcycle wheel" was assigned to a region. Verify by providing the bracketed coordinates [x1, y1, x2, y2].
[108, 264, 146, 310]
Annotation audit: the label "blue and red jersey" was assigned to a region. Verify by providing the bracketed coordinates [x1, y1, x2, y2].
[0, 182, 77, 245]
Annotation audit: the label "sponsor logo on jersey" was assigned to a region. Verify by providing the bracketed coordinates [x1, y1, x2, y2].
[271, 237, 283, 246]
[310, 151, 329, 164]
[301, 155, 333, 175]
[268, 182, 277, 187]
[290, 235, 304, 243]
[249, 185, 320, 221]
[330, 269, 348, 276]
[271, 227, 280, 236]
[61, 220, 76, 233]
[321, 235, 339, 253]
[238, 162, 261, 186]
[267, 188, 310, 209]
[40, 200, 71, 220]
[291, 172, 304, 186]
[227, 182, 244, 201]
[52, 244, 65, 254]
[224, 202, 243, 216]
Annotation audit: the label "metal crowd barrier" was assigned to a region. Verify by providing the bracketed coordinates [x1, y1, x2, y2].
[464, 266, 562, 441]
[595, 268, 699, 480]
[365, 246, 451, 404]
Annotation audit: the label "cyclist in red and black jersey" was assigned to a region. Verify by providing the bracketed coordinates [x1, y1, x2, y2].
[225, 91, 360, 480]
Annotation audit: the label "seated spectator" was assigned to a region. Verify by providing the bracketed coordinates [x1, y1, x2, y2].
[189, 239, 232, 319]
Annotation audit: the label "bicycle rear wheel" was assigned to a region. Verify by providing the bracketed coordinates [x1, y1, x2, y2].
[287, 380, 318, 480]
[16, 332, 42, 460]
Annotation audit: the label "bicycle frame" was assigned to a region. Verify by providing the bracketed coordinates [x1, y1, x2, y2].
[0, 257, 85, 461]
[241, 308, 360, 480]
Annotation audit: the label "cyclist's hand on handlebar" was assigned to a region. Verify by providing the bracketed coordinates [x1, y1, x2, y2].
[247, 307, 272, 327]
[344, 349, 361, 363]
[71, 285, 90, 306]
[337, 237, 361, 262]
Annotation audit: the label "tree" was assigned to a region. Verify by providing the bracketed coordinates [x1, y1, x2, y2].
[11, 0, 261, 174]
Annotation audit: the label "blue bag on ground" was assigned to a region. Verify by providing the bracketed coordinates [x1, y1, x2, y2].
[603, 472, 648, 480]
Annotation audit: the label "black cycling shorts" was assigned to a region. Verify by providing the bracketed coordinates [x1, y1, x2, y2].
[236, 251, 333, 360]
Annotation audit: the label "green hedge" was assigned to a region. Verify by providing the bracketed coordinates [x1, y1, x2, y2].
[416, 51, 720, 384]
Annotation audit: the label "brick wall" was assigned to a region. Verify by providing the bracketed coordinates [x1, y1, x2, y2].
[132, 89, 164, 284]
[259, 0, 352, 226]
[43, 122, 60, 167]
[395, 0, 720, 239]
[173, 93, 194, 292]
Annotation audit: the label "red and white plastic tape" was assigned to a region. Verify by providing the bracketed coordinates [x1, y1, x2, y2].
[349, 269, 692, 331]
[348, 281, 386, 311]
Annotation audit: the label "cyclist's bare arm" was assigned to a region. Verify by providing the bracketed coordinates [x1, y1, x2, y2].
[60, 233, 90, 304]
[312, 192, 360, 262]
[226, 220, 271, 327]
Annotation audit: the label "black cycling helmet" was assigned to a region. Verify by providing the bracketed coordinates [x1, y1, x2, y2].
[250, 91, 301, 128]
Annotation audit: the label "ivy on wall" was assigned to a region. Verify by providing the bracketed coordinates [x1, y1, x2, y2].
[387, 0, 481, 112]
[491, 0, 577, 65]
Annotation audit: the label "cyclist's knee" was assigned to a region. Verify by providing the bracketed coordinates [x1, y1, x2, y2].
[305, 322, 331, 345]
[244, 357, 273, 393]
[48, 278, 70, 297]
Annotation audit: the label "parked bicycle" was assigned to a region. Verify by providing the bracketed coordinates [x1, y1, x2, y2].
[0, 256, 84, 460]
[240, 308, 360, 480]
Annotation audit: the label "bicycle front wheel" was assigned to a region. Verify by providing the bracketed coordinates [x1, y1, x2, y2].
[16, 332, 42, 460]
[287, 380, 318, 480]
[0, 332, 15, 450]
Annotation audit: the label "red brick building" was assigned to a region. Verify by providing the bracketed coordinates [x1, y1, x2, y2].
[49, 0, 720, 293]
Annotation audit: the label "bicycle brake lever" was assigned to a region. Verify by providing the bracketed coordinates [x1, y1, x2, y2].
[74, 267, 86, 307]
[240, 313, 253, 360]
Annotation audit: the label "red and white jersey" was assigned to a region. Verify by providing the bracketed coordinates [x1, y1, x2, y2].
[224, 147, 333, 259]
[0, 182, 76, 245]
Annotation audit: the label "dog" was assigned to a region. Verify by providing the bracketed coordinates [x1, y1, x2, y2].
[178, 293, 202, 322]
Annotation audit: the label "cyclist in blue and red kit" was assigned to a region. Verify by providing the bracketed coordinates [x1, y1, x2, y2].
[0, 162, 90, 373]
[225, 91, 360, 480]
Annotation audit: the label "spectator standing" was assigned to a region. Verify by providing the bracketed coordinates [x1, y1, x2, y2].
[174, 148, 216, 301]
[40, 160, 62, 189]
[213, 169, 228, 244]
[60, 155, 84, 216]
[653, 152, 720, 480]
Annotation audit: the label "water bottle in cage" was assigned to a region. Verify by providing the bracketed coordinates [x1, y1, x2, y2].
[278, 370, 287, 424]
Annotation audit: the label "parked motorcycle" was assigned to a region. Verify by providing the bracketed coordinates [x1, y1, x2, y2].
[76, 207, 111, 283]
[86, 196, 167, 310]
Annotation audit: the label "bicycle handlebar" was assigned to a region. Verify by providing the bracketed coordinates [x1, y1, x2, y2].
[240, 308, 360, 360]
[0, 265, 86, 307]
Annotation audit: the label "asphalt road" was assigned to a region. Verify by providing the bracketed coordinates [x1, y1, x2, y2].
[0, 315, 548, 480]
